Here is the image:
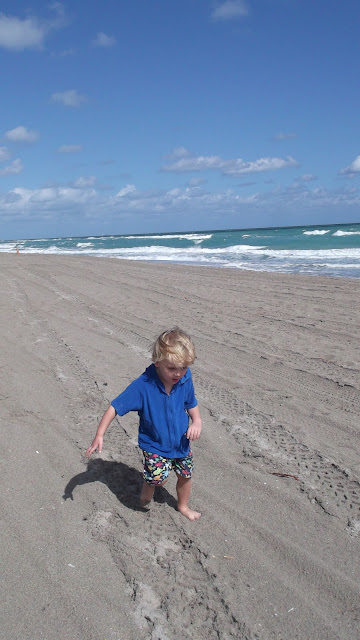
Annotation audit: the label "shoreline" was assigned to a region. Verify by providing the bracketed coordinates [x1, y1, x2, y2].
[1, 254, 359, 639]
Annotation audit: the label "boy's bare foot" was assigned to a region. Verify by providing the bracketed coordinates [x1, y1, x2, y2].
[140, 482, 155, 506]
[177, 505, 201, 521]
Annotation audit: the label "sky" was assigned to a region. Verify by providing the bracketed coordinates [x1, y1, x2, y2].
[1, 0, 360, 239]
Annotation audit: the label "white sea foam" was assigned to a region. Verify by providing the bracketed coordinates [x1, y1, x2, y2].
[76, 242, 93, 247]
[0, 242, 18, 251]
[18, 245, 61, 254]
[122, 233, 212, 243]
[333, 230, 360, 236]
[303, 229, 330, 235]
[76, 244, 264, 258]
[259, 247, 360, 260]
[86, 235, 116, 240]
[31, 237, 63, 242]
[6, 243, 360, 261]
[317, 263, 360, 269]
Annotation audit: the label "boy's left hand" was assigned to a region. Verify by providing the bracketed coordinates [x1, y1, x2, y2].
[186, 422, 202, 441]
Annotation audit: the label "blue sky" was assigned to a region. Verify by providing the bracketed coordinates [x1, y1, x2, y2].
[1, 0, 360, 239]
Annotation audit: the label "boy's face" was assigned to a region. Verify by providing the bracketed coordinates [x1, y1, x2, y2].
[155, 359, 187, 389]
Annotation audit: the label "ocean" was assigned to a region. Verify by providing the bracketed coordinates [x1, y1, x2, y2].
[1, 222, 360, 278]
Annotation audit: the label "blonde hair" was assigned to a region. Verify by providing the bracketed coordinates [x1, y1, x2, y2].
[152, 327, 195, 366]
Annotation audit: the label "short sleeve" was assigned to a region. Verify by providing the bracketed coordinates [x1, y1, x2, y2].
[111, 379, 143, 416]
[184, 377, 197, 410]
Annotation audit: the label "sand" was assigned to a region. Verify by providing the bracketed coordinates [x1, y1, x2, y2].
[1, 253, 359, 640]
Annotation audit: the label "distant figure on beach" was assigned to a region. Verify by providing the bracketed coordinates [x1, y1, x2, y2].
[86, 327, 202, 520]
[16, 247, 19, 255]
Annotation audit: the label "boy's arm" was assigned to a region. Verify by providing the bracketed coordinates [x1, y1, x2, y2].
[186, 405, 202, 441]
[85, 405, 116, 457]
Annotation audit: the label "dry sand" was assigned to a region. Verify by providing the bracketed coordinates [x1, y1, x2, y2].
[1, 254, 359, 640]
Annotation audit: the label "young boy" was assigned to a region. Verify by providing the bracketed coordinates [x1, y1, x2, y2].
[86, 327, 202, 520]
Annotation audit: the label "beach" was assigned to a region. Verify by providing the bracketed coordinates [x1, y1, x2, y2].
[1, 253, 359, 639]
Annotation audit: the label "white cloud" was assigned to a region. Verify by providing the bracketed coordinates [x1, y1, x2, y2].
[1, 180, 360, 225]
[57, 144, 83, 153]
[50, 89, 87, 108]
[0, 146, 11, 162]
[115, 184, 137, 197]
[0, 14, 44, 50]
[0, 182, 257, 220]
[211, 1, 249, 21]
[0, 158, 23, 175]
[301, 174, 317, 182]
[3, 191, 22, 204]
[92, 32, 116, 47]
[5, 126, 39, 143]
[275, 132, 297, 140]
[162, 147, 298, 176]
[339, 155, 360, 176]
[108, 183, 259, 215]
[73, 176, 96, 188]
[0, 5, 66, 52]
[225, 156, 298, 176]
[188, 177, 207, 187]
[7, 186, 96, 207]
[267, 183, 360, 210]
[162, 147, 226, 171]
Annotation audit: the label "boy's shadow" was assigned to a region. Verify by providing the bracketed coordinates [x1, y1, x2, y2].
[63, 458, 178, 512]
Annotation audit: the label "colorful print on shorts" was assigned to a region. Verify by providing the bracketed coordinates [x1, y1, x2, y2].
[143, 450, 193, 485]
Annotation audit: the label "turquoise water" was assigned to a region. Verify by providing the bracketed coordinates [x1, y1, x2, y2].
[1, 222, 360, 278]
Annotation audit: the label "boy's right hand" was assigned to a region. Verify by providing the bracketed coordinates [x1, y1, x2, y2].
[85, 435, 103, 458]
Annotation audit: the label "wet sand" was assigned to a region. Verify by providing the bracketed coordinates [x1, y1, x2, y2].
[1, 254, 359, 639]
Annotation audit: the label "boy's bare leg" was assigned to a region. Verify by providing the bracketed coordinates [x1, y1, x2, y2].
[176, 476, 201, 521]
[140, 481, 155, 506]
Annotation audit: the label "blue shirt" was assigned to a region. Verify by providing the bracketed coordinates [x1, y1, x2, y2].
[111, 364, 198, 458]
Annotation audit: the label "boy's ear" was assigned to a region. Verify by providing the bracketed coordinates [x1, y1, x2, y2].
[154, 361, 159, 368]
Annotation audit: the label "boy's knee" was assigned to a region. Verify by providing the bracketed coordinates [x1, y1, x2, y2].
[176, 473, 191, 484]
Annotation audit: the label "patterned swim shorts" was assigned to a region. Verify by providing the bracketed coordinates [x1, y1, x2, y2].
[143, 450, 193, 485]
